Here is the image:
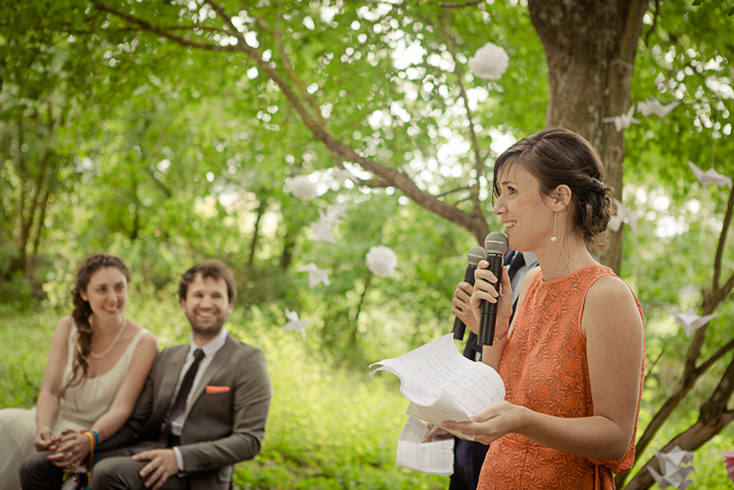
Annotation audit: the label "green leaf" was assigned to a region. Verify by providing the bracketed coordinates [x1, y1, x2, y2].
[692, 0, 704, 5]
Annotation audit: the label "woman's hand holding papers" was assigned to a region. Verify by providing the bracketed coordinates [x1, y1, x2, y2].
[441, 401, 526, 446]
[421, 424, 453, 443]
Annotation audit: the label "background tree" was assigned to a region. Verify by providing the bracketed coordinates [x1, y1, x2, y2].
[1, 0, 733, 487]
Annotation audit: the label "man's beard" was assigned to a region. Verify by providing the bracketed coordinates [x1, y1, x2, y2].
[185, 307, 228, 337]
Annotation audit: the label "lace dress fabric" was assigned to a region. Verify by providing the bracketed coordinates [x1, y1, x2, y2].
[477, 265, 645, 490]
[0, 321, 148, 490]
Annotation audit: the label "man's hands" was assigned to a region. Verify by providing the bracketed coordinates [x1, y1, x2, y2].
[452, 282, 479, 335]
[421, 424, 453, 443]
[45, 429, 89, 470]
[133, 448, 179, 490]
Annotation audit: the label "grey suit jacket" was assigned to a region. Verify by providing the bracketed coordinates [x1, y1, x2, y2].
[101, 333, 272, 490]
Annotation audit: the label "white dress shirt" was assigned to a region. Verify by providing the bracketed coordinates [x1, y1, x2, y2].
[168, 327, 229, 471]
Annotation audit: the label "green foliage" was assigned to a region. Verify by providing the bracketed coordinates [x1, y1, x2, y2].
[0, 295, 447, 489]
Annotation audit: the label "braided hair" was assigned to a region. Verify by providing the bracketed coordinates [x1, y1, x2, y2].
[66, 254, 130, 390]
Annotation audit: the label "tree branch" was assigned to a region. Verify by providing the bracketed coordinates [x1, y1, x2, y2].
[712, 183, 734, 291]
[98, 0, 489, 243]
[441, 12, 486, 227]
[440, 0, 483, 8]
[247, 11, 326, 127]
[96, 2, 238, 53]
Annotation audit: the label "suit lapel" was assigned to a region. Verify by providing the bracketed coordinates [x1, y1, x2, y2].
[184, 334, 235, 419]
[154, 345, 189, 421]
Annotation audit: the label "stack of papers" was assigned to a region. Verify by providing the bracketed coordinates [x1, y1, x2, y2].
[370, 334, 506, 475]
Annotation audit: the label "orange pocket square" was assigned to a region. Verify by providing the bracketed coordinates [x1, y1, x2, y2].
[206, 385, 230, 394]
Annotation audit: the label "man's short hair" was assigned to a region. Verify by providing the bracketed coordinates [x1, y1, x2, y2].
[178, 259, 237, 305]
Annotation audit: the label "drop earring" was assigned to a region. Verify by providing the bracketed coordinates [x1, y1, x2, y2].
[550, 212, 557, 242]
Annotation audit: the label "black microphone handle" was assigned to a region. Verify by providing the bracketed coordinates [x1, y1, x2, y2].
[452, 264, 478, 340]
[478, 253, 505, 346]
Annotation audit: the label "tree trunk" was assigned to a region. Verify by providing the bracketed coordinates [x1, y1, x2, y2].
[248, 190, 268, 267]
[528, 0, 647, 274]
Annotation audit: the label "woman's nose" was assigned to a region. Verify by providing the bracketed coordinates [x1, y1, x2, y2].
[493, 196, 505, 215]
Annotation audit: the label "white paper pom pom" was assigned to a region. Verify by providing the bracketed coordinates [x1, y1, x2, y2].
[468, 42, 509, 80]
[366, 245, 398, 277]
[291, 175, 318, 200]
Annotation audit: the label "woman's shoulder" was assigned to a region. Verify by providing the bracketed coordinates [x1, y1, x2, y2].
[586, 273, 636, 305]
[53, 315, 75, 339]
[583, 274, 643, 334]
[127, 320, 159, 351]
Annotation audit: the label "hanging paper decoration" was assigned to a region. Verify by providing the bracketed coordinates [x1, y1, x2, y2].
[724, 451, 734, 483]
[298, 263, 331, 288]
[308, 209, 338, 243]
[291, 175, 318, 200]
[648, 445, 695, 489]
[687, 161, 732, 188]
[467, 42, 509, 80]
[366, 245, 398, 277]
[283, 308, 311, 341]
[637, 97, 680, 118]
[669, 308, 717, 338]
[332, 167, 354, 186]
[609, 198, 638, 234]
[324, 203, 348, 224]
[603, 105, 640, 132]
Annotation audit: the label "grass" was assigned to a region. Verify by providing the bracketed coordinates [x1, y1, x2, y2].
[0, 297, 446, 490]
[2, 295, 733, 489]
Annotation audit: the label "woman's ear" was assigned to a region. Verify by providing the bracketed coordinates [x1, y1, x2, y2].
[551, 185, 572, 211]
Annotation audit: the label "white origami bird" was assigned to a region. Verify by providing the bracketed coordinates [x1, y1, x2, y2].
[637, 97, 680, 118]
[366, 245, 398, 277]
[332, 167, 354, 186]
[669, 308, 717, 338]
[687, 161, 732, 188]
[324, 203, 348, 225]
[298, 263, 331, 287]
[283, 308, 311, 341]
[308, 210, 337, 244]
[648, 445, 695, 490]
[603, 105, 640, 132]
[609, 198, 638, 234]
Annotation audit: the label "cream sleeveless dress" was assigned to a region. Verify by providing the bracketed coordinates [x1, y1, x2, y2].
[0, 320, 148, 490]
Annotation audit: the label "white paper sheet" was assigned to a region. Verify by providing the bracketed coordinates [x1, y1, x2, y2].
[370, 333, 505, 434]
[396, 416, 454, 476]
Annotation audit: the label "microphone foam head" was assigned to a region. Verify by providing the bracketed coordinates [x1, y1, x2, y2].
[484, 231, 508, 256]
[467, 246, 487, 266]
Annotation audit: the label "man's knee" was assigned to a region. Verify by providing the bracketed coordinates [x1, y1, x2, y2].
[91, 457, 143, 490]
[19, 451, 60, 490]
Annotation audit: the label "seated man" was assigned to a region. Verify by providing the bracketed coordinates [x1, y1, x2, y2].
[21, 259, 272, 490]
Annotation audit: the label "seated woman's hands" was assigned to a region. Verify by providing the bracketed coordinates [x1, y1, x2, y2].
[45, 428, 91, 470]
[441, 401, 527, 446]
[33, 429, 57, 451]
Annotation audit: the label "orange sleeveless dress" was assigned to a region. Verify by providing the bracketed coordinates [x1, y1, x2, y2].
[477, 265, 645, 490]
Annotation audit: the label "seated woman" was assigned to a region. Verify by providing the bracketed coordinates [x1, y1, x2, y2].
[0, 253, 158, 490]
[443, 128, 645, 489]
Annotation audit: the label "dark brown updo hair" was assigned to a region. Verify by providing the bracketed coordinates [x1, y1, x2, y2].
[67, 253, 130, 389]
[492, 128, 614, 248]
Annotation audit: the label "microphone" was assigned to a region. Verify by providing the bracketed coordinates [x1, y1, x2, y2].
[478, 232, 509, 346]
[453, 246, 488, 340]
